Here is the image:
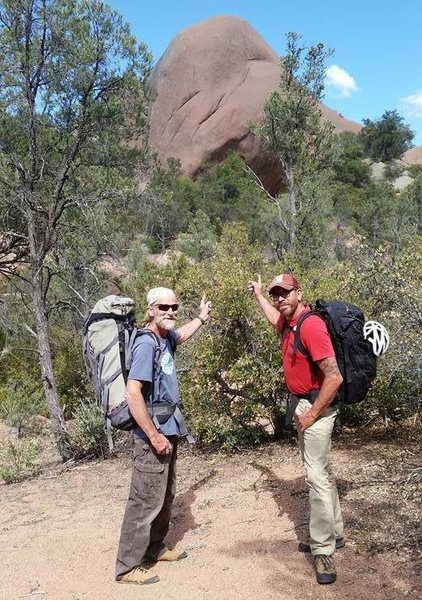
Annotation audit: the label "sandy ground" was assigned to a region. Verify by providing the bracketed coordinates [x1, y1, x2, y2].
[1, 431, 420, 600]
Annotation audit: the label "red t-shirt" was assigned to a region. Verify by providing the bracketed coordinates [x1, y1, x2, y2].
[276, 307, 335, 395]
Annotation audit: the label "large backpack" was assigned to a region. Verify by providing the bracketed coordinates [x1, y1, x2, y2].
[82, 295, 176, 448]
[290, 300, 377, 405]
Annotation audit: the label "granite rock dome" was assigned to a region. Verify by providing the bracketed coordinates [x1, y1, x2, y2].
[146, 15, 361, 193]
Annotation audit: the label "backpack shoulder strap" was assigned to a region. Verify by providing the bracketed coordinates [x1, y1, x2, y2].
[292, 310, 318, 356]
[167, 331, 177, 355]
[135, 328, 162, 367]
[136, 328, 177, 354]
[136, 327, 159, 344]
[132, 329, 162, 410]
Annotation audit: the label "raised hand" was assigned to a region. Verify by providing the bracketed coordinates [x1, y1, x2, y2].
[247, 274, 264, 298]
[198, 294, 212, 322]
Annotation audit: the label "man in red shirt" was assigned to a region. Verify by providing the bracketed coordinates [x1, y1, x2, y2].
[248, 273, 344, 585]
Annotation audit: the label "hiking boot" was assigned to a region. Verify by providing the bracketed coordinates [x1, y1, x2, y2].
[143, 547, 188, 564]
[157, 547, 188, 561]
[314, 554, 337, 584]
[116, 566, 159, 585]
[298, 536, 345, 554]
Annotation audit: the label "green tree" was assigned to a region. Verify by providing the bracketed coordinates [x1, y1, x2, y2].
[252, 32, 337, 253]
[0, 0, 151, 460]
[333, 132, 370, 188]
[140, 159, 198, 252]
[359, 110, 415, 162]
[196, 152, 275, 244]
[338, 177, 421, 253]
[176, 209, 217, 261]
[350, 181, 397, 246]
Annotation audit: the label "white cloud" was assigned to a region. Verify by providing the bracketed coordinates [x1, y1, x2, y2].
[400, 92, 422, 118]
[325, 65, 359, 98]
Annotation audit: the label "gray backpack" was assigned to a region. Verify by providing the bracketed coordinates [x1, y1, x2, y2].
[83, 295, 189, 449]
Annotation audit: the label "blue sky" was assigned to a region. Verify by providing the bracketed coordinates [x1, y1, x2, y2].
[109, 0, 422, 145]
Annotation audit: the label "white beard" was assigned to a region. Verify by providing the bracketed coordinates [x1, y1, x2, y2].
[158, 317, 176, 331]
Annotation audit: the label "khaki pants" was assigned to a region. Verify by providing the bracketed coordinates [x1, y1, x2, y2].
[115, 436, 178, 578]
[294, 399, 343, 556]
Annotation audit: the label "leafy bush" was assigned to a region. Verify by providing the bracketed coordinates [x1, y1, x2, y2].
[52, 329, 89, 417]
[384, 161, 405, 182]
[0, 376, 45, 435]
[0, 438, 41, 483]
[173, 227, 421, 444]
[333, 132, 370, 188]
[304, 237, 422, 425]
[175, 223, 289, 447]
[70, 400, 109, 459]
[176, 209, 216, 261]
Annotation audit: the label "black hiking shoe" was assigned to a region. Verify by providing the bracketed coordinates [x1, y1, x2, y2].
[314, 554, 337, 584]
[298, 536, 345, 553]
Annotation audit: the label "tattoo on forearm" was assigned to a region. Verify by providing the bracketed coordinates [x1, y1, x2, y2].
[317, 356, 341, 379]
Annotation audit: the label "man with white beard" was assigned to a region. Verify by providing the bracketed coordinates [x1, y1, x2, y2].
[115, 287, 212, 585]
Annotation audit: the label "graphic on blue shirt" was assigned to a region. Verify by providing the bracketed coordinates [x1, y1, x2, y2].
[161, 349, 175, 375]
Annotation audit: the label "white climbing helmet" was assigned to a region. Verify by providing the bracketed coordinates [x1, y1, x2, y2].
[363, 321, 390, 357]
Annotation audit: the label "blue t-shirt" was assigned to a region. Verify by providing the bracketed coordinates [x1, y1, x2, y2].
[128, 329, 181, 439]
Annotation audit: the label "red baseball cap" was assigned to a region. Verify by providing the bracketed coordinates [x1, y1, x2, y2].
[268, 274, 301, 293]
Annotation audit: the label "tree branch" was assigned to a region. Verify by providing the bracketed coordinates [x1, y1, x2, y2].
[213, 372, 250, 399]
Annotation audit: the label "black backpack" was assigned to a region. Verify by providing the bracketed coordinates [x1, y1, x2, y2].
[290, 300, 377, 404]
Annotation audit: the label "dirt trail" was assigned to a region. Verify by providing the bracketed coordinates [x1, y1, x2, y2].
[1, 435, 420, 600]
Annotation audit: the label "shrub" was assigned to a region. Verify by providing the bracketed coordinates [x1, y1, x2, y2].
[52, 329, 89, 417]
[0, 377, 45, 435]
[176, 209, 216, 261]
[70, 400, 110, 459]
[176, 228, 421, 443]
[0, 438, 41, 483]
[176, 223, 289, 447]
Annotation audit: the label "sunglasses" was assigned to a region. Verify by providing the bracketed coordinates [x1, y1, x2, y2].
[270, 288, 295, 300]
[156, 303, 179, 312]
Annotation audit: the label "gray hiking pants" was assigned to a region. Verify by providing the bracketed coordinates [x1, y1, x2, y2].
[115, 436, 178, 578]
[294, 399, 343, 556]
